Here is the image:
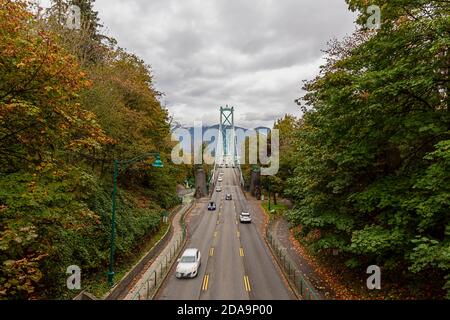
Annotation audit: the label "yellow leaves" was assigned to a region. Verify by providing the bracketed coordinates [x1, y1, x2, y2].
[0, 252, 47, 298]
[0, 103, 17, 119]
[58, 123, 68, 131]
[84, 79, 94, 88]
[80, 209, 101, 225]
[3, 260, 16, 267]
[35, 162, 54, 173]
[27, 180, 37, 193]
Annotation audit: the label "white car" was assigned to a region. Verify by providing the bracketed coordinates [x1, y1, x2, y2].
[218, 177, 223, 182]
[176, 248, 201, 278]
[216, 186, 222, 192]
[239, 212, 252, 223]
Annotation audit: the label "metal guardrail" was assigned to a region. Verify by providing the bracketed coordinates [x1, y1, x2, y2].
[131, 193, 194, 300]
[266, 222, 320, 300]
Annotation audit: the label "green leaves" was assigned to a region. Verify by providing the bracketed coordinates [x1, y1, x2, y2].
[409, 237, 450, 273]
[288, 0, 450, 297]
[350, 226, 406, 255]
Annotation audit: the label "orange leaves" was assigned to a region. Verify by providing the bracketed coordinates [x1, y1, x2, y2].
[0, 1, 113, 161]
[288, 230, 361, 300]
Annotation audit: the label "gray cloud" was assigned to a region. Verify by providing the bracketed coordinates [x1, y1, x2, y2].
[41, 0, 357, 128]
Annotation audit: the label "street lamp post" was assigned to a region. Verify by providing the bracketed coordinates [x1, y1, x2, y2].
[107, 152, 163, 286]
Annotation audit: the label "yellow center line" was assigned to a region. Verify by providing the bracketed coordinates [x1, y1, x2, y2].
[214, 231, 218, 238]
[237, 231, 240, 238]
[244, 276, 251, 292]
[240, 248, 244, 257]
[210, 247, 215, 257]
[202, 274, 210, 291]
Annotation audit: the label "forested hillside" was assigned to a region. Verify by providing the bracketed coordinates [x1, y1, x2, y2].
[0, 0, 188, 299]
[285, 0, 449, 298]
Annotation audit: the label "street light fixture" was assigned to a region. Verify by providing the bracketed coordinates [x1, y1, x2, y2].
[107, 152, 163, 286]
[152, 154, 164, 168]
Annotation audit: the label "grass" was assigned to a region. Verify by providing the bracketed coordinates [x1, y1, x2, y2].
[260, 200, 287, 216]
[81, 219, 172, 299]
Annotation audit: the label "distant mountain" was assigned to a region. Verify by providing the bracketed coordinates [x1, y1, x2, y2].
[171, 124, 271, 152]
[171, 124, 270, 134]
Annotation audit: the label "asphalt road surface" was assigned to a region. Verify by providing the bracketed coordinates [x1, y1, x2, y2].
[155, 168, 295, 300]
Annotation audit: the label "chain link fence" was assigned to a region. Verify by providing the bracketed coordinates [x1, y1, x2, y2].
[266, 223, 320, 300]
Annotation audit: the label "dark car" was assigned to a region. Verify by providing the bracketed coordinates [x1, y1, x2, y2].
[207, 202, 217, 211]
[225, 194, 232, 200]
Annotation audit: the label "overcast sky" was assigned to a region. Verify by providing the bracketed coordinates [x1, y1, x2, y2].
[41, 0, 357, 128]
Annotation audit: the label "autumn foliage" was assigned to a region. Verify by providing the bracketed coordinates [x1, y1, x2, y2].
[0, 0, 186, 299]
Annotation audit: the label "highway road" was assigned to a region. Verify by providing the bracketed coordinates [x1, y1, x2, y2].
[155, 168, 295, 300]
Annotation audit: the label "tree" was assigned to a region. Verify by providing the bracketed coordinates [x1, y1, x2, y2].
[272, 114, 300, 199]
[287, 0, 450, 298]
[49, 0, 101, 37]
[47, 0, 109, 65]
[0, 0, 186, 299]
[0, 0, 109, 173]
[0, 0, 110, 298]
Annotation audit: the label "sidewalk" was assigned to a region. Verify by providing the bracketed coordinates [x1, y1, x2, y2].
[271, 218, 336, 299]
[124, 192, 194, 300]
[247, 193, 337, 300]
